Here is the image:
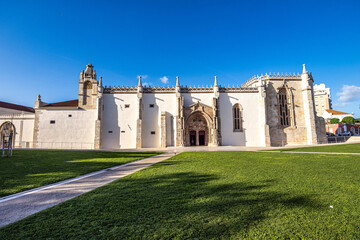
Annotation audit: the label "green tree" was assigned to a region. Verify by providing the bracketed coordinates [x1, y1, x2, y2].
[341, 116, 355, 123]
[329, 118, 340, 124]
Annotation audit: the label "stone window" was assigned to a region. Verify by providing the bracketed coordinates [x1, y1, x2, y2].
[278, 88, 290, 127]
[125, 104, 130, 108]
[50, 120, 55, 124]
[83, 81, 93, 105]
[149, 104, 155, 108]
[68, 114, 72, 117]
[233, 103, 242, 132]
[151, 131, 156, 135]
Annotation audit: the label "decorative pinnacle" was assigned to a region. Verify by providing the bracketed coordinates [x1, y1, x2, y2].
[138, 76, 142, 86]
[99, 77, 103, 86]
[176, 76, 180, 86]
[302, 64, 308, 74]
[214, 76, 218, 86]
[37, 94, 41, 101]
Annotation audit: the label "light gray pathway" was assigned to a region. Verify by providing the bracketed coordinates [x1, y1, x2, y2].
[0, 152, 174, 228]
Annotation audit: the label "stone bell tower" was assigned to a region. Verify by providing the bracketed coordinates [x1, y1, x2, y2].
[79, 63, 99, 109]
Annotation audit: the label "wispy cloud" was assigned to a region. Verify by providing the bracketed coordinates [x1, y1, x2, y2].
[137, 75, 148, 80]
[160, 76, 169, 84]
[336, 85, 360, 106]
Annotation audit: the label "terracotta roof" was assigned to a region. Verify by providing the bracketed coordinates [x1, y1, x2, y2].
[43, 100, 79, 108]
[325, 109, 351, 115]
[0, 101, 35, 113]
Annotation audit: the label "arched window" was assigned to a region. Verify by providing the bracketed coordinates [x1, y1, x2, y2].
[0, 122, 15, 148]
[83, 81, 93, 105]
[278, 87, 295, 127]
[84, 81, 92, 89]
[233, 104, 243, 132]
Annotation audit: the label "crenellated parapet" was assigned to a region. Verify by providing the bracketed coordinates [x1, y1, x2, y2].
[242, 72, 313, 87]
[103, 85, 258, 94]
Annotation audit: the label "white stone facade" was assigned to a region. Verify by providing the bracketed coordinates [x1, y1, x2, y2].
[0, 64, 327, 149]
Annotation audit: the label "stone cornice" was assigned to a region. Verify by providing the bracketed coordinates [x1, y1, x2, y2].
[104, 85, 258, 94]
[242, 73, 307, 87]
[0, 114, 35, 119]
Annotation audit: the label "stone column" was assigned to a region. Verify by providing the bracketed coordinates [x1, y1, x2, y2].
[301, 65, 318, 144]
[258, 79, 270, 147]
[18, 119, 24, 148]
[212, 76, 221, 146]
[136, 77, 143, 149]
[94, 77, 103, 150]
[161, 112, 167, 148]
[175, 77, 184, 147]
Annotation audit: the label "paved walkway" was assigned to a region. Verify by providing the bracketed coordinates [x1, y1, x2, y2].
[0, 152, 174, 228]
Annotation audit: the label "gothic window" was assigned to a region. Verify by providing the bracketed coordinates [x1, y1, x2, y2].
[233, 104, 242, 132]
[84, 81, 92, 89]
[278, 87, 293, 127]
[0, 122, 15, 148]
[83, 81, 93, 105]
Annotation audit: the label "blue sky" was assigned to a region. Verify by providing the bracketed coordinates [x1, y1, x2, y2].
[1, 0, 360, 117]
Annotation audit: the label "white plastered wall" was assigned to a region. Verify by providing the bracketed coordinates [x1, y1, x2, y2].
[220, 92, 261, 146]
[142, 93, 176, 148]
[102, 93, 138, 149]
[37, 109, 96, 149]
[182, 93, 214, 107]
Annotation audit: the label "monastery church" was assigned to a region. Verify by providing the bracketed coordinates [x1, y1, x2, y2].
[0, 64, 327, 149]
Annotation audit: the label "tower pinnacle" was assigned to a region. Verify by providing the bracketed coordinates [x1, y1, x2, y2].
[138, 76, 142, 87]
[302, 64, 308, 74]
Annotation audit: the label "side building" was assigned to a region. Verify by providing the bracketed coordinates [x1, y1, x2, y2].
[314, 83, 332, 117]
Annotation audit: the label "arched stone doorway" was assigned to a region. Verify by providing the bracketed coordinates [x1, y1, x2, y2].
[185, 112, 209, 146]
[0, 122, 16, 148]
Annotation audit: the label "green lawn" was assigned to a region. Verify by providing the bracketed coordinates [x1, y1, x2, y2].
[0, 150, 159, 197]
[278, 143, 360, 153]
[1, 151, 359, 239]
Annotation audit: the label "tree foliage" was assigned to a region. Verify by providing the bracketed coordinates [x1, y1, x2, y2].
[329, 118, 340, 124]
[341, 116, 355, 123]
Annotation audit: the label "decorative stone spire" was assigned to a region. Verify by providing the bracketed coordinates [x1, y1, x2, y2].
[138, 76, 142, 87]
[99, 77, 103, 87]
[37, 94, 41, 101]
[137, 76, 143, 98]
[176, 76, 181, 97]
[302, 64, 308, 74]
[301, 64, 312, 89]
[214, 76, 219, 98]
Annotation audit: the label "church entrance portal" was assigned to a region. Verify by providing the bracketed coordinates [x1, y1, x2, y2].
[185, 112, 209, 146]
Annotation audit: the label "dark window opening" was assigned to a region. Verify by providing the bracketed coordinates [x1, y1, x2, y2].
[151, 131, 156, 135]
[121, 131, 125, 133]
[50, 120, 55, 124]
[278, 88, 290, 127]
[233, 104, 242, 132]
[108, 131, 113, 133]
[149, 104, 155, 108]
[68, 114, 72, 117]
[125, 104, 130, 108]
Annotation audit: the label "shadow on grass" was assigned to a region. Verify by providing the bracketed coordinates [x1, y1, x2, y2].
[0, 171, 326, 239]
[0, 150, 160, 197]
